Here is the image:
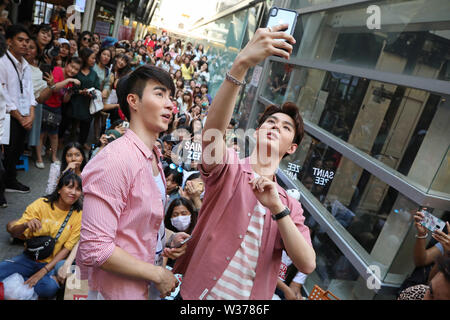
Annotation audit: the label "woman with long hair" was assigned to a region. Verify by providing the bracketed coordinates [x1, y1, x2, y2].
[69, 47, 100, 150]
[45, 142, 87, 195]
[2, 171, 83, 299]
[92, 47, 113, 140]
[106, 53, 131, 122]
[34, 23, 55, 67]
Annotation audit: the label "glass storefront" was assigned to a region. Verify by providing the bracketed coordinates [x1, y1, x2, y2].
[294, 0, 450, 82]
[246, 0, 450, 298]
[187, 4, 264, 98]
[260, 60, 449, 195]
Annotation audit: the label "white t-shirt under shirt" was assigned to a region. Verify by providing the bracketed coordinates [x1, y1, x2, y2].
[149, 169, 167, 300]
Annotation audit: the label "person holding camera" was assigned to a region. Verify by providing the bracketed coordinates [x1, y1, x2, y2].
[35, 23, 59, 68]
[68, 47, 100, 150]
[1, 171, 83, 299]
[34, 56, 82, 168]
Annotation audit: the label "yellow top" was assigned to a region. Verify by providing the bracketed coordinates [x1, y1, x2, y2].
[181, 64, 194, 81]
[14, 198, 82, 264]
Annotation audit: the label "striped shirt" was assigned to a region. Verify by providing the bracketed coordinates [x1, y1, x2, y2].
[207, 200, 266, 300]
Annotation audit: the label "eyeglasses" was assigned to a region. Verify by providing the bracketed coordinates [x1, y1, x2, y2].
[83, 37, 91, 42]
[169, 163, 183, 173]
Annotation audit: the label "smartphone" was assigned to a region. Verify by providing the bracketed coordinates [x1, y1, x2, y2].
[266, 7, 298, 38]
[420, 209, 446, 233]
[41, 64, 53, 80]
[173, 236, 192, 248]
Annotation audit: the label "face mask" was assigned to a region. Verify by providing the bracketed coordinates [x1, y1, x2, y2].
[171, 215, 191, 231]
[202, 102, 208, 107]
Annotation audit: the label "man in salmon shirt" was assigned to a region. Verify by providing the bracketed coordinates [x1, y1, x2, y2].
[173, 24, 316, 300]
[77, 65, 190, 300]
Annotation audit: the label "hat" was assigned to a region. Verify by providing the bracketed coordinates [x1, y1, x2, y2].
[58, 38, 70, 46]
[102, 36, 118, 49]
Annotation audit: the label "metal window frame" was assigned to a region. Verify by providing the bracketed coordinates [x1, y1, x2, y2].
[190, 0, 266, 31]
[269, 56, 450, 96]
[295, 0, 379, 15]
[258, 94, 450, 210]
[276, 167, 401, 295]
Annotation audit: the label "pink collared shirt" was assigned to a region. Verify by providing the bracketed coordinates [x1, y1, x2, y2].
[76, 129, 166, 300]
[173, 148, 312, 300]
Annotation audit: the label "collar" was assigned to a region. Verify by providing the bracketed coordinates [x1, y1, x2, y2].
[6, 50, 28, 69]
[124, 129, 162, 161]
[241, 156, 287, 199]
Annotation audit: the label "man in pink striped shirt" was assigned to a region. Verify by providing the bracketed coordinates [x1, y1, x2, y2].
[77, 66, 190, 300]
[174, 24, 316, 300]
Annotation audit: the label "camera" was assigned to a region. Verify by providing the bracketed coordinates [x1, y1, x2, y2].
[106, 135, 115, 143]
[44, 46, 60, 58]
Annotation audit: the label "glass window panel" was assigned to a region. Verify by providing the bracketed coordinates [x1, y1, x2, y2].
[295, 0, 450, 82]
[261, 61, 448, 193]
[277, 132, 426, 277]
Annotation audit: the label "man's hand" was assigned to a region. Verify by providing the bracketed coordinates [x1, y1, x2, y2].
[432, 222, 450, 253]
[413, 210, 428, 237]
[249, 176, 284, 214]
[154, 266, 178, 298]
[236, 23, 295, 69]
[25, 219, 42, 233]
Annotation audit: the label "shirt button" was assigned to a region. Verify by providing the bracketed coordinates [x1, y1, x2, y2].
[226, 257, 231, 261]
[213, 277, 217, 281]
[239, 235, 243, 239]
[248, 213, 251, 217]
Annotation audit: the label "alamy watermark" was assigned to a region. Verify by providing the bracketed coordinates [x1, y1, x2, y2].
[366, 5, 381, 30]
[66, 5, 82, 31]
[366, 265, 382, 290]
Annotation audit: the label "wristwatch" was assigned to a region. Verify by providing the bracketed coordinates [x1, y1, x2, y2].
[271, 206, 291, 221]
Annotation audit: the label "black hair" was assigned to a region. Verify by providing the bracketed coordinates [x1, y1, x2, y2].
[436, 255, 450, 283]
[44, 171, 83, 212]
[114, 53, 131, 77]
[79, 47, 95, 69]
[189, 118, 203, 135]
[5, 24, 30, 40]
[60, 142, 87, 175]
[164, 197, 197, 234]
[68, 56, 82, 66]
[185, 172, 201, 182]
[78, 30, 92, 49]
[96, 47, 112, 66]
[164, 166, 183, 187]
[117, 64, 175, 120]
[0, 32, 6, 58]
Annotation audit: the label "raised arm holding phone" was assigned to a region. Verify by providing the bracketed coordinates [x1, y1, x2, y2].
[173, 23, 315, 300]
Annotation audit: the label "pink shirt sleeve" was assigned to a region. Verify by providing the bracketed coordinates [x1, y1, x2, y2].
[78, 149, 130, 267]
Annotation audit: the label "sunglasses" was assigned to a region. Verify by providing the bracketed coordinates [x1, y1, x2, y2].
[83, 37, 91, 42]
[169, 163, 183, 173]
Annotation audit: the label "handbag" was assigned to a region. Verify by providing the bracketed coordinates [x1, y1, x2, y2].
[24, 207, 74, 261]
[42, 107, 62, 127]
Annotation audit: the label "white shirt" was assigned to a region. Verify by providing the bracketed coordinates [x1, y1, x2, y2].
[0, 50, 37, 116]
[0, 85, 6, 138]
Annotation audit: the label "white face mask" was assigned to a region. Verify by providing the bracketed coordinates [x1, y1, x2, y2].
[171, 215, 191, 231]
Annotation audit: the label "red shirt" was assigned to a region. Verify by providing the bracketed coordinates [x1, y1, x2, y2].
[173, 148, 312, 300]
[44, 67, 66, 108]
